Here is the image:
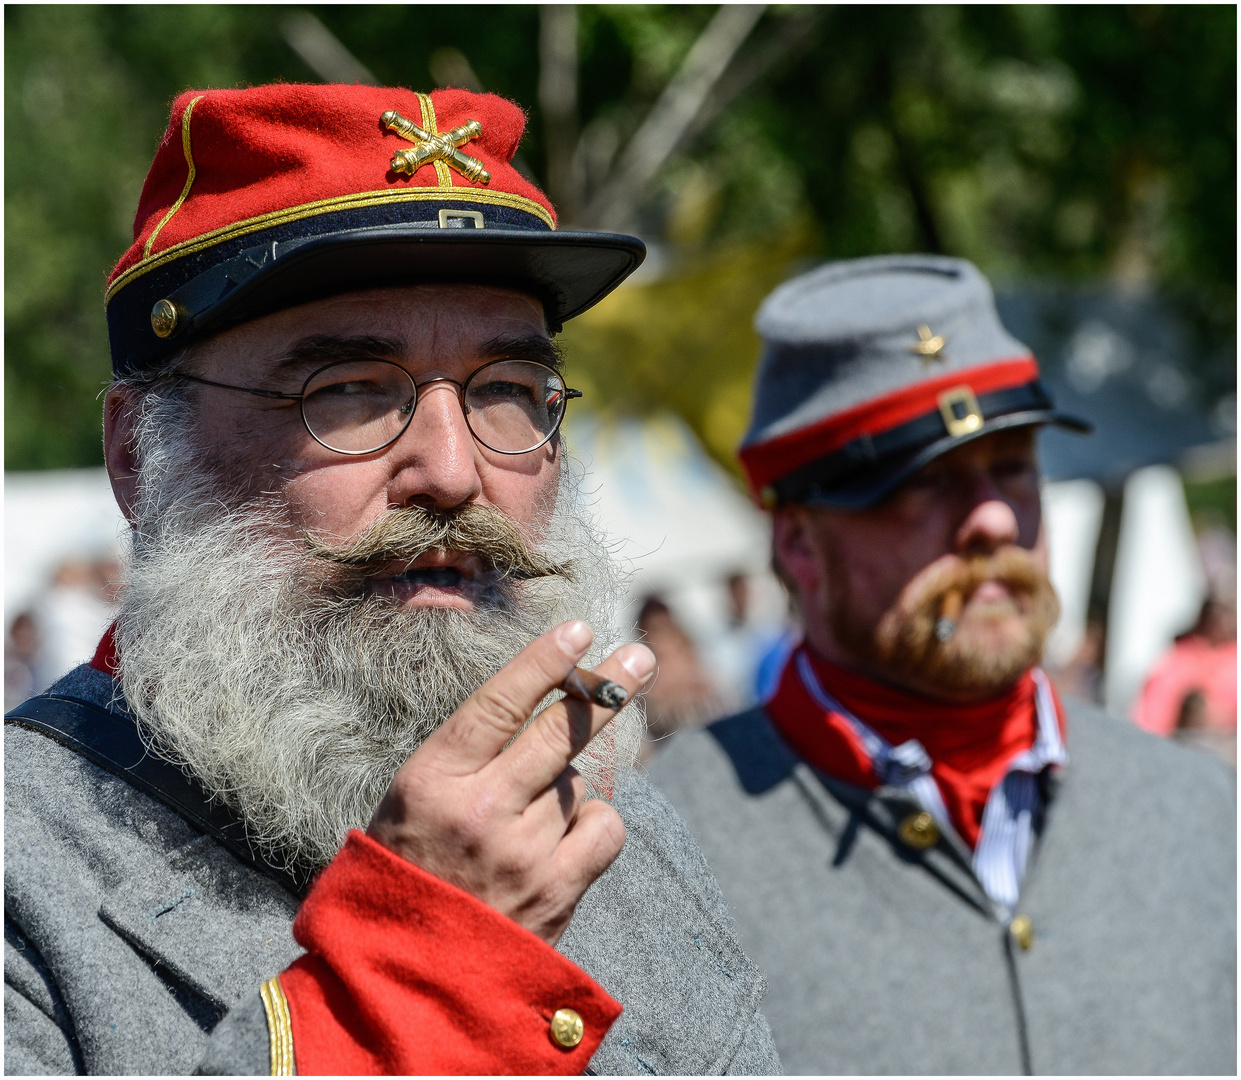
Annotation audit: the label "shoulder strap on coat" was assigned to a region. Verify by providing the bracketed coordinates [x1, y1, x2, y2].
[6, 694, 308, 897]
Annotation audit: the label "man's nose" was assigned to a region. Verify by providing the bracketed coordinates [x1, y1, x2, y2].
[385, 381, 483, 511]
[954, 489, 1020, 555]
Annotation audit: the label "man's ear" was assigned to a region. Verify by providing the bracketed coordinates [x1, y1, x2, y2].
[771, 504, 824, 598]
[103, 385, 142, 526]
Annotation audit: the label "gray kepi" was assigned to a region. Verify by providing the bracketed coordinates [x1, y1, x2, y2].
[737, 254, 1089, 509]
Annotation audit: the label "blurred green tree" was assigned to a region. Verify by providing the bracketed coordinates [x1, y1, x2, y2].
[5, 4, 1235, 470]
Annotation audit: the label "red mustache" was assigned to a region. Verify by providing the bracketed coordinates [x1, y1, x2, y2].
[875, 546, 1056, 663]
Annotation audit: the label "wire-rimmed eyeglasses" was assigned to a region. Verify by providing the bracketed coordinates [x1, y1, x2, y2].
[164, 358, 583, 456]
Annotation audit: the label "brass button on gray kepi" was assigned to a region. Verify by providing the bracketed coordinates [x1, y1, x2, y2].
[550, 1007, 584, 1048]
[897, 811, 940, 850]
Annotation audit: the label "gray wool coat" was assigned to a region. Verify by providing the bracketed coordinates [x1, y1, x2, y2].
[647, 698, 1237, 1075]
[4, 663, 781, 1076]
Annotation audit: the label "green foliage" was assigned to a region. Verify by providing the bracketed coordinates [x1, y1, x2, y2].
[1184, 476, 1237, 535]
[5, 4, 1235, 470]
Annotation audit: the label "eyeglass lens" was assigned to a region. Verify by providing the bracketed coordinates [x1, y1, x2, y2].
[300, 359, 570, 455]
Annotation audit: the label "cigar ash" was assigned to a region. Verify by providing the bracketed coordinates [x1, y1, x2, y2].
[935, 588, 964, 643]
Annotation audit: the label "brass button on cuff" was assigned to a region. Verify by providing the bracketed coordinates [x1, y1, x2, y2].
[550, 1007, 584, 1049]
[897, 811, 940, 850]
[1009, 914, 1034, 951]
[150, 298, 181, 338]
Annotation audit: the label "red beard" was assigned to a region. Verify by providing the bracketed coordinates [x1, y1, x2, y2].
[830, 546, 1060, 700]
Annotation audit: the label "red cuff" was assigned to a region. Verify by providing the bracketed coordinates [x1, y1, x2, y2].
[279, 831, 622, 1075]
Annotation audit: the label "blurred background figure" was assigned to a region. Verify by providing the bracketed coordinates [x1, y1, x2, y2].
[1133, 526, 1237, 764]
[1051, 619, 1105, 706]
[6, 468, 128, 703]
[33, 558, 122, 686]
[634, 595, 722, 752]
[5, 554, 124, 706]
[698, 573, 794, 709]
[5, 612, 41, 711]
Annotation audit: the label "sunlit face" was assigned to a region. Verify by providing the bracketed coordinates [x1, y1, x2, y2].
[774, 427, 1058, 701]
[104, 284, 641, 870]
[144, 283, 561, 612]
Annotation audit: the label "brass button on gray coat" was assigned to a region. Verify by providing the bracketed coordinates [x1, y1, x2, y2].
[1009, 914, 1034, 951]
[897, 810, 940, 850]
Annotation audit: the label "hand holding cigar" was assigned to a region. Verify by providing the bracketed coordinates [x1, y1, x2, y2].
[561, 666, 630, 710]
[368, 621, 653, 948]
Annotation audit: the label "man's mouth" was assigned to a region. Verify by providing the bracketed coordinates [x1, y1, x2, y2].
[364, 552, 491, 611]
[391, 565, 466, 588]
[970, 579, 1015, 604]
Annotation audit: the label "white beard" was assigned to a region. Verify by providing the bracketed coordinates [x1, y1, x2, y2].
[114, 387, 643, 872]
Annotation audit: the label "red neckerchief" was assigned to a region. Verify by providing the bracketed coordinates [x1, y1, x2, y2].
[766, 644, 1066, 848]
[91, 623, 120, 677]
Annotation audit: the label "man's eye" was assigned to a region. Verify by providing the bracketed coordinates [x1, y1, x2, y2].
[994, 458, 1037, 481]
[473, 380, 536, 403]
[316, 380, 382, 397]
[907, 471, 949, 492]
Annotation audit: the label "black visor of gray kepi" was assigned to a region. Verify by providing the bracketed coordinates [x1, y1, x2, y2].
[737, 254, 1091, 510]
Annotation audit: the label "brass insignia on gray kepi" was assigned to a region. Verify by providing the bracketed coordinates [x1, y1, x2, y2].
[910, 324, 947, 365]
[381, 109, 491, 184]
[150, 299, 179, 338]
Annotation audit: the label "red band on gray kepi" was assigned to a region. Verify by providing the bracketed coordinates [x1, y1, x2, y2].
[104, 84, 645, 378]
[737, 254, 1090, 509]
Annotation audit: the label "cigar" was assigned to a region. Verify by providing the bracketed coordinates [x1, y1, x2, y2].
[935, 588, 963, 643]
[561, 666, 629, 710]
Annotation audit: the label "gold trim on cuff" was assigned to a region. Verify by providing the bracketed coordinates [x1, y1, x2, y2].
[260, 975, 295, 1076]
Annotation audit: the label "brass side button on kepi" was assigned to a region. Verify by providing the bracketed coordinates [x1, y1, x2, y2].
[550, 1007, 584, 1049]
[1009, 914, 1035, 951]
[897, 810, 940, 850]
[150, 298, 181, 338]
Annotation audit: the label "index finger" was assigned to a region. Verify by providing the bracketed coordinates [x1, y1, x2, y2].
[419, 620, 594, 774]
[488, 642, 655, 803]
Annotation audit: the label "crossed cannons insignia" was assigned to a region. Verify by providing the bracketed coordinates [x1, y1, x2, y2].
[381, 109, 491, 185]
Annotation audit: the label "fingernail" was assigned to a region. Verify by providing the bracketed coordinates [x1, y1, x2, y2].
[618, 643, 656, 683]
[557, 620, 592, 655]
